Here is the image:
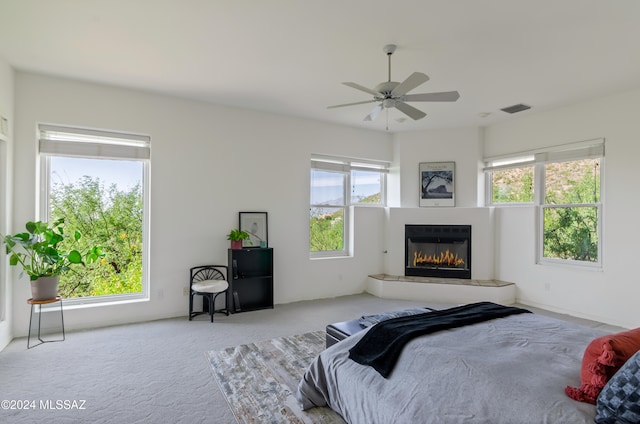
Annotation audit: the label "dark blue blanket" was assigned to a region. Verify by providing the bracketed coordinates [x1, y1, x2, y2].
[348, 301, 531, 378]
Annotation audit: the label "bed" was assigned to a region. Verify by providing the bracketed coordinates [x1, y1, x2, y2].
[296, 303, 608, 424]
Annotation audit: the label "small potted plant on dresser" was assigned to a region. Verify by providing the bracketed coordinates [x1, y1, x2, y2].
[226, 229, 250, 250]
[1, 218, 104, 301]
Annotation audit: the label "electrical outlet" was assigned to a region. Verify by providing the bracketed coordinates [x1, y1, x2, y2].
[183, 287, 189, 296]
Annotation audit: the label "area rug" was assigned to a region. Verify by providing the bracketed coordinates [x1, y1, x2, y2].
[207, 330, 345, 424]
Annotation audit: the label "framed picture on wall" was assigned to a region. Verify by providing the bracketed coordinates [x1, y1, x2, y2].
[239, 212, 268, 248]
[419, 162, 455, 207]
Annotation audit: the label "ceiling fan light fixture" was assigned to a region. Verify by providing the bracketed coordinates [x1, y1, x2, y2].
[383, 98, 395, 108]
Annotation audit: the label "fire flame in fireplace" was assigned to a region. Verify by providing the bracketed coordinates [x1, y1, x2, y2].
[413, 249, 465, 267]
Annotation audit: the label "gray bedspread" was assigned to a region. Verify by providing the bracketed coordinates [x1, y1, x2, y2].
[297, 312, 604, 424]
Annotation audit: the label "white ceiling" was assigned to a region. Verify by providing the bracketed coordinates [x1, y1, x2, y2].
[1, 0, 640, 133]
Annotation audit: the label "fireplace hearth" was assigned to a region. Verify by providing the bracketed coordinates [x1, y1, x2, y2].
[405, 224, 471, 279]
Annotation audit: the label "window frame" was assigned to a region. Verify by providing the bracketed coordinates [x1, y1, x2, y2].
[0, 137, 7, 322]
[537, 157, 603, 268]
[484, 139, 604, 269]
[309, 168, 349, 258]
[484, 160, 536, 206]
[310, 155, 388, 258]
[38, 124, 151, 306]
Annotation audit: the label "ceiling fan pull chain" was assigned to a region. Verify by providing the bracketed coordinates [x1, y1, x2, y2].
[386, 109, 389, 131]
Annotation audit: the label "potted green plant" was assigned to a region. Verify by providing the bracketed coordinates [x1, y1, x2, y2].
[227, 229, 250, 250]
[1, 218, 103, 301]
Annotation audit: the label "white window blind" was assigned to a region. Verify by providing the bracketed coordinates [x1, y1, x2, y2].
[39, 124, 150, 160]
[311, 156, 389, 173]
[484, 139, 604, 172]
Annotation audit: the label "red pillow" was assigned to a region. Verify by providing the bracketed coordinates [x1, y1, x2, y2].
[565, 327, 640, 404]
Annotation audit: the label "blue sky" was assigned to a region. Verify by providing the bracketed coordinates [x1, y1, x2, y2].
[311, 170, 381, 204]
[50, 157, 142, 190]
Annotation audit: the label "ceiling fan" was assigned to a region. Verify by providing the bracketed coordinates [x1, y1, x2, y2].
[328, 44, 460, 122]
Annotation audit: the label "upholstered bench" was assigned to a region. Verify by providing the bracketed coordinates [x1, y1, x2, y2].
[326, 319, 364, 348]
[325, 307, 437, 348]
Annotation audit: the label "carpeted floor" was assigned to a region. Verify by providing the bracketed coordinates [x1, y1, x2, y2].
[207, 330, 343, 423]
[0, 293, 624, 423]
[0, 294, 447, 423]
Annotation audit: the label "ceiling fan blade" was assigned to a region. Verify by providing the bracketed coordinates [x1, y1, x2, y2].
[391, 72, 429, 97]
[342, 82, 380, 97]
[403, 91, 460, 102]
[327, 99, 377, 109]
[364, 104, 383, 121]
[395, 101, 427, 120]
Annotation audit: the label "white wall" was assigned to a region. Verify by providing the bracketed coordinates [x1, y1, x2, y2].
[11, 72, 393, 336]
[484, 88, 640, 329]
[0, 58, 13, 351]
[8, 70, 639, 339]
[384, 128, 494, 279]
[393, 127, 484, 208]
[306, 206, 387, 300]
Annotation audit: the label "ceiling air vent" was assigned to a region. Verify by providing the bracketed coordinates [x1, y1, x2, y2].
[500, 103, 531, 114]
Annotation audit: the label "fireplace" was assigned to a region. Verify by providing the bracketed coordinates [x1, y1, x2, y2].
[405, 224, 471, 279]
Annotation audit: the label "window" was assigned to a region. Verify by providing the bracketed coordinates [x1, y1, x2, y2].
[486, 156, 535, 204]
[485, 140, 604, 267]
[310, 156, 387, 257]
[39, 124, 150, 303]
[0, 137, 6, 321]
[542, 157, 601, 264]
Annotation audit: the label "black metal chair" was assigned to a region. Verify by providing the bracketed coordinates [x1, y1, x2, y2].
[188, 265, 229, 322]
